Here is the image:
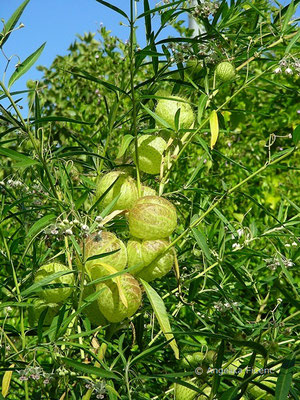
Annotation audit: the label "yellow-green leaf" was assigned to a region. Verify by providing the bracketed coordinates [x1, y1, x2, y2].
[140, 279, 179, 359]
[2, 365, 14, 398]
[210, 110, 219, 149]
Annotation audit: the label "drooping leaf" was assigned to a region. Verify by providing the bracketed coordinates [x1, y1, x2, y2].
[0, 147, 40, 167]
[116, 134, 134, 159]
[143, 0, 152, 42]
[191, 226, 213, 261]
[1, 365, 14, 398]
[282, 0, 295, 32]
[33, 116, 93, 125]
[27, 214, 56, 239]
[292, 125, 300, 145]
[210, 109, 219, 149]
[62, 358, 120, 379]
[95, 0, 128, 20]
[141, 104, 173, 129]
[140, 279, 179, 359]
[137, 1, 182, 19]
[275, 357, 295, 400]
[21, 270, 74, 297]
[70, 68, 127, 95]
[197, 93, 208, 124]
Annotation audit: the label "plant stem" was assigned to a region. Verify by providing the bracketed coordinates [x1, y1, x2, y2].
[236, 31, 299, 72]
[125, 359, 132, 400]
[0, 81, 58, 199]
[165, 147, 294, 253]
[160, 68, 269, 192]
[2, 237, 29, 399]
[130, 0, 141, 196]
[160, 29, 298, 193]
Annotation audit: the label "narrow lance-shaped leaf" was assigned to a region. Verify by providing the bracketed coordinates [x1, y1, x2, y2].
[70, 68, 127, 95]
[211, 339, 225, 396]
[116, 134, 134, 159]
[95, 0, 128, 20]
[27, 214, 56, 239]
[292, 125, 300, 146]
[21, 270, 75, 297]
[1, 365, 14, 398]
[9, 42, 46, 88]
[137, 0, 182, 19]
[282, 0, 295, 32]
[0, 0, 30, 47]
[140, 279, 179, 359]
[275, 357, 295, 400]
[144, 0, 151, 42]
[141, 104, 173, 129]
[285, 30, 300, 54]
[210, 109, 219, 149]
[0, 147, 40, 168]
[33, 116, 93, 125]
[197, 93, 208, 124]
[191, 226, 213, 261]
[62, 358, 120, 380]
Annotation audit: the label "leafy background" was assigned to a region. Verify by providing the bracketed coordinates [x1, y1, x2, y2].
[0, 0, 299, 399]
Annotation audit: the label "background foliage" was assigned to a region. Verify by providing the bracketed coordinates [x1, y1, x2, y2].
[0, 0, 299, 399]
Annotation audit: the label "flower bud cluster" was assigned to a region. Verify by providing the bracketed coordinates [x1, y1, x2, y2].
[0, 178, 29, 193]
[84, 380, 106, 399]
[213, 301, 239, 312]
[231, 227, 252, 250]
[192, 1, 220, 19]
[274, 57, 300, 76]
[44, 215, 103, 241]
[264, 256, 294, 271]
[155, 0, 176, 13]
[168, 41, 218, 65]
[17, 366, 52, 385]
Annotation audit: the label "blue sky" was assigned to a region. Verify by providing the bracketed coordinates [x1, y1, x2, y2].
[1, 0, 177, 112]
[1, 0, 298, 114]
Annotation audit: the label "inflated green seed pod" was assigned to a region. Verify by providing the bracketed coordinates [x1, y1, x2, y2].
[141, 185, 156, 197]
[174, 379, 198, 400]
[204, 350, 217, 364]
[248, 376, 276, 400]
[34, 263, 74, 303]
[95, 170, 138, 211]
[84, 232, 127, 280]
[127, 238, 174, 281]
[215, 61, 236, 82]
[96, 273, 142, 323]
[133, 135, 167, 175]
[82, 285, 107, 326]
[28, 299, 60, 327]
[192, 352, 205, 365]
[180, 354, 195, 368]
[155, 95, 195, 131]
[128, 196, 177, 240]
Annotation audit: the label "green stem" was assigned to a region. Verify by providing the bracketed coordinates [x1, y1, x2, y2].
[165, 147, 294, 253]
[160, 27, 297, 194]
[98, 99, 119, 173]
[0, 81, 58, 199]
[160, 68, 269, 193]
[130, 0, 141, 196]
[2, 237, 29, 399]
[125, 359, 132, 400]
